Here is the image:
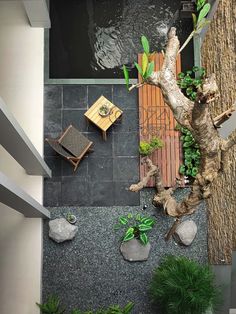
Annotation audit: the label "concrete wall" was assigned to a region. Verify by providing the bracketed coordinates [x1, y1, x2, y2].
[0, 1, 44, 313]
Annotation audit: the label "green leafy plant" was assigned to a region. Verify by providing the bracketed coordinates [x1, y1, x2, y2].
[150, 255, 221, 314]
[176, 125, 200, 178]
[139, 137, 164, 156]
[196, 0, 206, 11]
[177, 66, 205, 101]
[36, 295, 65, 314]
[123, 35, 154, 90]
[179, 2, 211, 53]
[115, 213, 155, 245]
[71, 302, 134, 314]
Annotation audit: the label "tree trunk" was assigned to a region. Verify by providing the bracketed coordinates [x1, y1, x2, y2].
[201, 0, 236, 264]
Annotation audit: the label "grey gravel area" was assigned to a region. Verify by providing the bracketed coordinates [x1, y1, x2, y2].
[43, 188, 208, 314]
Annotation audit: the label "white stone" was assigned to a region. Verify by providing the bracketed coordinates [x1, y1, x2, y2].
[49, 218, 78, 243]
[120, 238, 151, 262]
[174, 220, 197, 246]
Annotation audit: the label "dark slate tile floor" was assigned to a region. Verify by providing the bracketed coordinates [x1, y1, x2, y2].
[44, 85, 140, 207]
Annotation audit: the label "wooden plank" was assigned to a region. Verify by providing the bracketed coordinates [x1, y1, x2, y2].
[138, 53, 183, 187]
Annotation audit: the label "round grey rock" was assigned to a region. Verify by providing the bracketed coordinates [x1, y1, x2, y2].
[174, 220, 197, 246]
[49, 218, 78, 243]
[120, 238, 151, 262]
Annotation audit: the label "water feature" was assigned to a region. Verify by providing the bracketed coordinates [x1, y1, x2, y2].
[49, 0, 193, 79]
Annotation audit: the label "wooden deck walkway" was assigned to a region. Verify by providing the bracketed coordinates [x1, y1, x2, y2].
[138, 53, 183, 187]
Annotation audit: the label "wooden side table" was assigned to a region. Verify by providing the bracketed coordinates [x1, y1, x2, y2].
[84, 95, 123, 140]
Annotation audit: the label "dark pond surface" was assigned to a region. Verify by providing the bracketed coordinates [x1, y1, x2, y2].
[49, 0, 194, 79]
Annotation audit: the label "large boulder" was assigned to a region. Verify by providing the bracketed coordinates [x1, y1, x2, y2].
[174, 220, 197, 246]
[49, 218, 78, 243]
[120, 238, 151, 262]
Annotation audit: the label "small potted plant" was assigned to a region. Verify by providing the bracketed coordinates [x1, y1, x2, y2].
[115, 213, 155, 262]
[98, 103, 110, 117]
[66, 212, 77, 224]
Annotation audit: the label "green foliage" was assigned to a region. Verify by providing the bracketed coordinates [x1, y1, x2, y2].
[115, 214, 155, 245]
[139, 137, 164, 156]
[141, 35, 150, 55]
[177, 66, 205, 101]
[176, 125, 200, 178]
[196, 0, 206, 11]
[36, 295, 65, 314]
[71, 302, 134, 314]
[123, 65, 129, 90]
[123, 35, 154, 86]
[179, 2, 211, 53]
[149, 255, 221, 314]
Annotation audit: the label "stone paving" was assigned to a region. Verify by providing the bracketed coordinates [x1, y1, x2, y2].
[44, 85, 140, 207]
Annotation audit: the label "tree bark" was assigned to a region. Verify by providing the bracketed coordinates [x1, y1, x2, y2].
[129, 22, 236, 250]
[201, 0, 236, 264]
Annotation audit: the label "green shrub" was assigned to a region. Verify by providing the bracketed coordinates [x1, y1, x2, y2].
[177, 66, 205, 101]
[139, 137, 164, 156]
[71, 302, 134, 314]
[36, 295, 65, 314]
[115, 213, 155, 245]
[150, 256, 221, 314]
[176, 125, 200, 178]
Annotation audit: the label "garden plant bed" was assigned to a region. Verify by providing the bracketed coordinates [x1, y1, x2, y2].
[43, 189, 207, 313]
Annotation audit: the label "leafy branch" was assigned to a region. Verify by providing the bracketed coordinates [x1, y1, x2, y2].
[179, 2, 211, 53]
[123, 36, 154, 91]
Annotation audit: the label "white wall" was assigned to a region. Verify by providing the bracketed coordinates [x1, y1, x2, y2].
[0, 1, 44, 313]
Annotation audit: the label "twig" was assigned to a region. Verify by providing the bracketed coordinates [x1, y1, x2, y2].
[165, 218, 181, 241]
[128, 82, 145, 91]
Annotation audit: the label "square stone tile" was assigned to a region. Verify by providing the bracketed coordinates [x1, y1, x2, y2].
[112, 109, 138, 132]
[114, 182, 140, 206]
[61, 177, 89, 206]
[62, 109, 88, 132]
[88, 157, 113, 181]
[88, 85, 112, 106]
[63, 85, 87, 109]
[62, 156, 88, 178]
[89, 181, 114, 206]
[43, 180, 61, 207]
[44, 132, 61, 156]
[44, 85, 62, 110]
[113, 157, 139, 182]
[44, 109, 62, 134]
[87, 132, 113, 157]
[113, 132, 139, 157]
[113, 85, 138, 110]
[44, 156, 62, 178]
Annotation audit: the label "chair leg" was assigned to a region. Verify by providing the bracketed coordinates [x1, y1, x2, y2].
[73, 159, 81, 172]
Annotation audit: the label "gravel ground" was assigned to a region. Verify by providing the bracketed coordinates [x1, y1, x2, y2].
[42, 188, 208, 314]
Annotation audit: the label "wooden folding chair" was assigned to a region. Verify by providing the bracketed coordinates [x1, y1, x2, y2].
[45, 125, 93, 172]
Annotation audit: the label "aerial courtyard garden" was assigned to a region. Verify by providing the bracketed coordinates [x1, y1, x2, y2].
[41, 0, 236, 313]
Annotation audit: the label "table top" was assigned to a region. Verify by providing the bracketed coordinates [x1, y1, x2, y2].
[84, 95, 123, 132]
[58, 125, 92, 157]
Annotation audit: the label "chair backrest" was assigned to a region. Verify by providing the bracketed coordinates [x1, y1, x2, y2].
[45, 138, 73, 158]
[58, 125, 92, 157]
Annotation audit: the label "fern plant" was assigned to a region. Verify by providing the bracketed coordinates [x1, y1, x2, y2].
[36, 295, 65, 314]
[150, 256, 221, 314]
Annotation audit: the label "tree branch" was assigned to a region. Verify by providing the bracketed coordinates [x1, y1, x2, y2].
[213, 105, 235, 127]
[148, 27, 194, 129]
[129, 157, 163, 192]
